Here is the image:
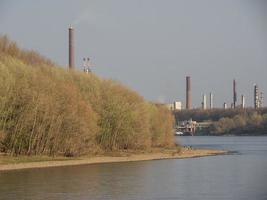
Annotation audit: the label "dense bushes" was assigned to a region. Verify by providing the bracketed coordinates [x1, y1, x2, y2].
[0, 35, 54, 67]
[0, 36, 174, 156]
[175, 108, 267, 135]
[210, 112, 267, 135]
[0, 57, 99, 156]
[149, 104, 174, 147]
[174, 108, 267, 123]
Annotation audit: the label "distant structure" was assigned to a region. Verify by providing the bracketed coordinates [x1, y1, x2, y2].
[233, 79, 237, 108]
[223, 102, 227, 109]
[209, 93, 213, 109]
[174, 101, 182, 111]
[260, 92, 264, 108]
[165, 101, 182, 111]
[241, 95, 245, 109]
[254, 84, 260, 109]
[68, 25, 74, 69]
[83, 57, 91, 73]
[177, 119, 197, 136]
[202, 94, 207, 110]
[186, 76, 192, 109]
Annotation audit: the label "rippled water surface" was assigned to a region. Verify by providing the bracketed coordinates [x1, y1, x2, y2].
[1, 136, 267, 200]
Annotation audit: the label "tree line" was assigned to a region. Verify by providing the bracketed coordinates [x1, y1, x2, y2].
[174, 108, 267, 135]
[210, 112, 267, 135]
[174, 108, 267, 123]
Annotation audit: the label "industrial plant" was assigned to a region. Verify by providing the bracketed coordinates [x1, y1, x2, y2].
[165, 76, 264, 111]
[68, 25, 93, 73]
[83, 57, 92, 74]
[254, 84, 264, 109]
[68, 26, 264, 111]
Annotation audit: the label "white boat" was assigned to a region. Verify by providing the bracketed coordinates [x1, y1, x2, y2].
[175, 131, 184, 136]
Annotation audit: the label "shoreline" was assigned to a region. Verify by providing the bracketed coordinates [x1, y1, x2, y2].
[0, 148, 227, 172]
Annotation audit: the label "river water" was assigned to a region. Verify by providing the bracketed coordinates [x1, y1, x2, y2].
[0, 136, 267, 200]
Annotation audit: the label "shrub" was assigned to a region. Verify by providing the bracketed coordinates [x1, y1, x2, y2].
[0, 36, 175, 156]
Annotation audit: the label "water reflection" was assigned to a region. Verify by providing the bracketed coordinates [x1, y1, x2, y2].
[1, 136, 267, 200]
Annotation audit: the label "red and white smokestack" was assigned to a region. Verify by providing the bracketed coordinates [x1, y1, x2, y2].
[69, 25, 74, 69]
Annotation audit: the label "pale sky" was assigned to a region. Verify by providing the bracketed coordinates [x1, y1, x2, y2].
[0, 0, 266, 108]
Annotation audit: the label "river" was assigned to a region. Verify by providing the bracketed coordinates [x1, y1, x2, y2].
[0, 136, 267, 200]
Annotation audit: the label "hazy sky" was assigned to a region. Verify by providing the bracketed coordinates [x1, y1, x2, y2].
[0, 0, 266, 108]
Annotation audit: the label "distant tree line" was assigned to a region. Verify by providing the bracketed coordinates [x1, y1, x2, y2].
[174, 108, 267, 135]
[209, 112, 267, 135]
[174, 108, 267, 122]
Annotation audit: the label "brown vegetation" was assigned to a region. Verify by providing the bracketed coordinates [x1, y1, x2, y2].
[174, 108, 267, 122]
[0, 35, 54, 66]
[210, 112, 267, 135]
[174, 107, 267, 135]
[0, 35, 175, 156]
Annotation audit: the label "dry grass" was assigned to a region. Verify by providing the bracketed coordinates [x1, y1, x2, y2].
[0, 154, 74, 165]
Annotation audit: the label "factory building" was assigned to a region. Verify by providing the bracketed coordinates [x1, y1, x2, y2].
[174, 101, 182, 111]
[253, 84, 264, 109]
[165, 101, 182, 111]
[83, 57, 92, 73]
[260, 92, 264, 108]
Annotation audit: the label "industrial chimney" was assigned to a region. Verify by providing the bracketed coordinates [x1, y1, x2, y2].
[202, 94, 207, 110]
[233, 79, 237, 108]
[254, 84, 259, 109]
[68, 25, 74, 69]
[260, 92, 264, 108]
[209, 93, 214, 109]
[186, 76, 192, 109]
[241, 95, 245, 109]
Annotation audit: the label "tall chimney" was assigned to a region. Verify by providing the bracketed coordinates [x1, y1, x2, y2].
[241, 95, 245, 109]
[202, 94, 207, 110]
[233, 79, 237, 108]
[254, 84, 259, 109]
[186, 76, 192, 109]
[209, 92, 213, 109]
[260, 92, 264, 108]
[69, 25, 74, 69]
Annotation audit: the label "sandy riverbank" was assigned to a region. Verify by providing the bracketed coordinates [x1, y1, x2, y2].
[0, 148, 227, 171]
